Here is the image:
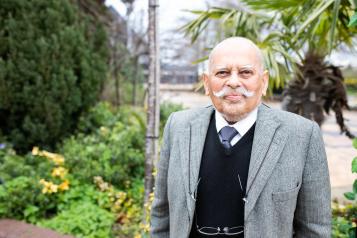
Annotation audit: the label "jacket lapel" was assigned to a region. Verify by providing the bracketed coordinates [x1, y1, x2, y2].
[179, 106, 214, 221]
[244, 104, 288, 220]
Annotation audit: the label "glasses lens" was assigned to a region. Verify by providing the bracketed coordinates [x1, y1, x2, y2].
[224, 226, 244, 235]
[198, 227, 219, 235]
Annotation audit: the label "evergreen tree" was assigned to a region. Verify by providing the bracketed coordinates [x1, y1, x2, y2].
[0, 0, 108, 153]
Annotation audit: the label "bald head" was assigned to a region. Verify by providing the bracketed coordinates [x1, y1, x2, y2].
[208, 37, 265, 73]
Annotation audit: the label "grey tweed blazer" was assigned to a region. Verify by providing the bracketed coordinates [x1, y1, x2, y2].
[150, 103, 331, 238]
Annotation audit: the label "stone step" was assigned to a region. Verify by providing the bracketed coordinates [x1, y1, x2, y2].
[0, 219, 74, 238]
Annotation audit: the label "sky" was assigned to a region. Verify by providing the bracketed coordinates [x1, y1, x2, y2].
[105, 0, 206, 32]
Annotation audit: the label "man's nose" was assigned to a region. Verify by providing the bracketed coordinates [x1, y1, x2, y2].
[226, 72, 242, 88]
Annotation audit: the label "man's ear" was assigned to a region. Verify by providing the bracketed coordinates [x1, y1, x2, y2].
[261, 70, 269, 96]
[202, 73, 210, 96]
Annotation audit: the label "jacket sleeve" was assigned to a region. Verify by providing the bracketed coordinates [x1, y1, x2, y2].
[294, 121, 331, 238]
[150, 113, 174, 238]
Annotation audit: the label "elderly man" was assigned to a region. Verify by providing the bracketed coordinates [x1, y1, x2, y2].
[150, 37, 331, 238]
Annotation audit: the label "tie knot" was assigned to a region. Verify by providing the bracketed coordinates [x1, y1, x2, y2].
[220, 126, 238, 143]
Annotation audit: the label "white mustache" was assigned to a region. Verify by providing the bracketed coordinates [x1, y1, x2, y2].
[213, 86, 255, 98]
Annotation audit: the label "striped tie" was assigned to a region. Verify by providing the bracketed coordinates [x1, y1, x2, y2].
[220, 126, 238, 149]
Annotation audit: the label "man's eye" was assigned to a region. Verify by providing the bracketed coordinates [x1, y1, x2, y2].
[216, 71, 229, 77]
[239, 70, 253, 78]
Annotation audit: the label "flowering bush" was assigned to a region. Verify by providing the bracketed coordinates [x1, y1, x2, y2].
[0, 102, 184, 237]
[60, 104, 145, 189]
[0, 176, 60, 223]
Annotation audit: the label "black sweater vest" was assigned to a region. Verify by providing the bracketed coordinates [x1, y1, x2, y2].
[189, 112, 256, 238]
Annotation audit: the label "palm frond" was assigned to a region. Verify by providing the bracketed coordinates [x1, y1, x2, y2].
[180, 8, 232, 43]
[294, 0, 335, 39]
[242, 0, 303, 10]
[329, 0, 341, 52]
[191, 56, 209, 65]
[348, 12, 357, 26]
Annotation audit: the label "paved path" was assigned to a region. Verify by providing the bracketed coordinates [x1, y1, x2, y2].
[161, 89, 357, 200]
[0, 219, 73, 238]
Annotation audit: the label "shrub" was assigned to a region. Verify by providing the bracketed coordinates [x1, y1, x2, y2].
[0, 151, 52, 183]
[0, 102, 168, 237]
[60, 103, 145, 188]
[38, 202, 115, 238]
[0, 0, 108, 153]
[0, 176, 60, 223]
[332, 206, 356, 238]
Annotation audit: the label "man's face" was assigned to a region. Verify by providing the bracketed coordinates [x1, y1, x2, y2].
[203, 45, 269, 122]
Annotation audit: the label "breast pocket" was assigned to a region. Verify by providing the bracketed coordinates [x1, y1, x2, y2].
[272, 182, 301, 202]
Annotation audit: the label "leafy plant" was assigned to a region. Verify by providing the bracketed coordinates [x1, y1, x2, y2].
[0, 101, 174, 237]
[56, 102, 146, 188]
[60, 124, 144, 188]
[0, 151, 52, 183]
[38, 202, 115, 238]
[332, 216, 356, 238]
[0, 176, 60, 223]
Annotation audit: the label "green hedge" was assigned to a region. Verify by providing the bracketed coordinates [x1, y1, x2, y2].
[0, 0, 108, 153]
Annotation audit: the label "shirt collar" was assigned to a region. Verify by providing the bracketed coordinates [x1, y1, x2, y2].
[215, 107, 258, 137]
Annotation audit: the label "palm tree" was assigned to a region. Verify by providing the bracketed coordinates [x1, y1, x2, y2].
[182, 0, 357, 138]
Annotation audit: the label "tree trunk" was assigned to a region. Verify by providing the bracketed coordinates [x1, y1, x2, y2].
[132, 57, 138, 106]
[144, 0, 160, 220]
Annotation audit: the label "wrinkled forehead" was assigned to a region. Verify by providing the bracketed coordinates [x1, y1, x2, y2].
[209, 47, 262, 73]
[208, 38, 264, 73]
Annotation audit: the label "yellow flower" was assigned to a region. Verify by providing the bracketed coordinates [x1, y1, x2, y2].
[32, 147, 39, 156]
[39, 179, 58, 194]
[51, 167, 68, 178]
[58, 180, 70, 191]
[52, 155, 65, 165]
[134, 234, 142, 238]
[41, 151, 65, 165]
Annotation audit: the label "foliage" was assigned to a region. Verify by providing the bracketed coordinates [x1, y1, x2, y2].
[0, 0, 108, 153]
[0, 102, 187, 237]
[181, 6, 296, 92]
[348, 0, 357, 27]
[60, 103, 145, 188]
[160, 101, 184, 133]
[332, 138, 357, 237]
[0, 148, 52, 183]
[242, 0, 357, 54]
[0, 147, 145, 237]
[182, 0, 357, 90]
[350, 12, 357, 26]
[77, 102, 119, 134]
[344, 138, 357, 200]
[38, 202, 115, 238]
[332, 202, 357, 238]
[0, 176, 60, 223]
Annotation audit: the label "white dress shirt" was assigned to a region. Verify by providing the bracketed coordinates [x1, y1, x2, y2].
[215, 107, 258, 146]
